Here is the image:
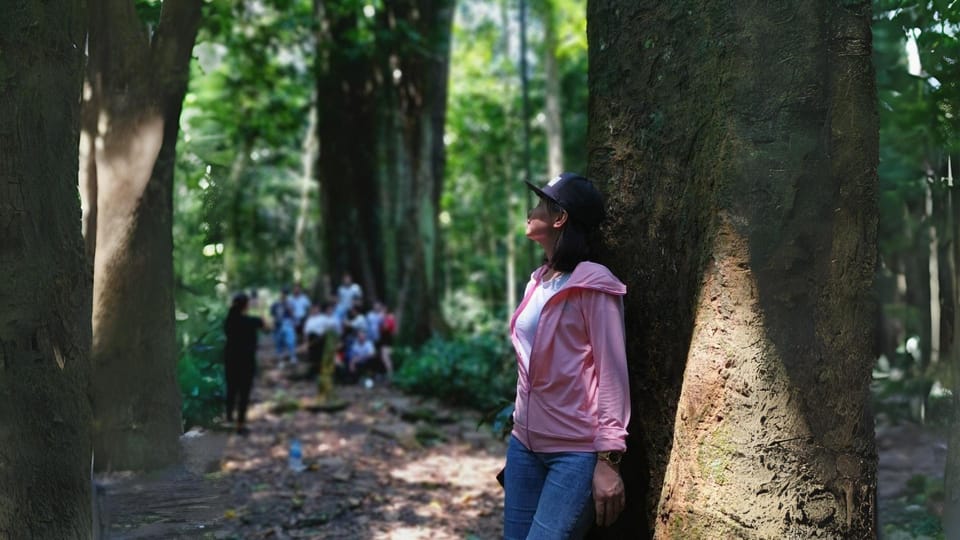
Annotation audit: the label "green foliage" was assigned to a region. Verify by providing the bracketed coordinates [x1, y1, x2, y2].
[873, 0, 960, 398]
[175, 296, 228, 428]
[881, 473, 945, 539]
[178, 0, 319, 292]
[442, 0, 588, 315]
[393, 332, 517, 412]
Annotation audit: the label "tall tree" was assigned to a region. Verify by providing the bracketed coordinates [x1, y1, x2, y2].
[81, 0, 202, 470]
[315, 0, 382, 300]
[533, 0, 565, 179]
[316, 0, 455, 343]
[588, 2, 878, 538]
[0, 0, 93, 536]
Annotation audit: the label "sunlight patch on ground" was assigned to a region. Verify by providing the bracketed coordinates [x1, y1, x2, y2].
[390, 449, 502, 490]
[373, 525, 460, 539]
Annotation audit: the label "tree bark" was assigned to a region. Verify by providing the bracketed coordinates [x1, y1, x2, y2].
[944, 159, 960, 537]
[316, 0, 454, 343]
[315, 1, 383, 301]
[83, 0, 202, 471]
[536, 0, 565, 179]
[588, 1, 878, 538]
[294, 98, 320, 284]
[0, 1, 93, 536]
[379, 0, 455, 343]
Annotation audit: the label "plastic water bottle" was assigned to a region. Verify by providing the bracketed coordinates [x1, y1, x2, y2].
[288, 439, 304, 473]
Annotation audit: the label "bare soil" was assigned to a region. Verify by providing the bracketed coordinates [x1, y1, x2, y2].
[98, 356, 506, 539]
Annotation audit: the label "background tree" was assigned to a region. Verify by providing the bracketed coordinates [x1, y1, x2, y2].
[588, 1, 878, 537]
[315, 0, 456, 343]
[81, 0, 202, 470]
[0, 0, 93, 535]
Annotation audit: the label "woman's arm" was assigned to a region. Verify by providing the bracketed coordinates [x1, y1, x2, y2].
[583, 289, 630, 526]
[586, 290, 630, 451]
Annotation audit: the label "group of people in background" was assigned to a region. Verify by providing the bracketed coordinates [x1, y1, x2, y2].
[222, 272, 397, 435]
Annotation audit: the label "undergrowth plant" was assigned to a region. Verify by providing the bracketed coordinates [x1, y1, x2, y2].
[393, 331, 516, 413]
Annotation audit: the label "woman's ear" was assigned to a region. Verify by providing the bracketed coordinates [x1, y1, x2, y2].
[553, 210, 568, 229]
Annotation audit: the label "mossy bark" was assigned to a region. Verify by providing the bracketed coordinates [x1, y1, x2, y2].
[588, 1, 878, 538]
[0, 1, 93, 536]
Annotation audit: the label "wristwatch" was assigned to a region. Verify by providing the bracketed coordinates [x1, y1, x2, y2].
[597, 451, 623, 465]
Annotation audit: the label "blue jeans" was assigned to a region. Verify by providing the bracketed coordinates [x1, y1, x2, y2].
[274, 323, 295, 357]
[503, 435, 596, 540]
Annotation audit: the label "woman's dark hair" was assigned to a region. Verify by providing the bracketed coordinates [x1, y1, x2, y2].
[549, 220, 598, 272]
[228, 293, 249, 319]
[542, 200, 599, 272]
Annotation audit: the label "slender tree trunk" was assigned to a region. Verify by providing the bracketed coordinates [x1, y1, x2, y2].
[83, 0, 202, 470]
[927, 181, 941, 366]
[504, 148, 518, 315]
[222, 139, 252, 287]
[538, 0, 565, 179]
[943, 157, 960, 537]
[501, 0, 518, 317]
[294, 98, 320, 283]
[588, 1, 878, 538]
[0, 1, 93, 536]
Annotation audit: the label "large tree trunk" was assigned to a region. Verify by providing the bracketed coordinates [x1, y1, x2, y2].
[0, 1, 94, 536]
[315, 1, 383, 301]
[316, 0, 454, 343]
[83, 0, 202, 471]
[378, 0, 455, 343]
[588, 2, 878, 538]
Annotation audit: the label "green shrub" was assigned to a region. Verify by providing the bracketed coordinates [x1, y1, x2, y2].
[176, 298, 228, 428]
[393, 331, 516, 411]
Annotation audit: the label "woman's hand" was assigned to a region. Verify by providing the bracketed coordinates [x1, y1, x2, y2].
[593, 460, 625, 527]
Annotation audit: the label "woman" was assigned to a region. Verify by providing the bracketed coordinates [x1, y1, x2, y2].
[224, 293, 265, 435]
[504, 173, 630, 539]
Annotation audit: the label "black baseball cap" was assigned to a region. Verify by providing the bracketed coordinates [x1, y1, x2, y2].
[525, 172, 606, 228]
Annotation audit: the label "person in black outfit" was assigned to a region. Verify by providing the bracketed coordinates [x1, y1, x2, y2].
[224, 293, 265, 435]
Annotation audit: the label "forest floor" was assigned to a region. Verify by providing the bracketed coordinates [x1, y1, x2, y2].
[97, 352, 947, 540]
[97, 351, 506, 540]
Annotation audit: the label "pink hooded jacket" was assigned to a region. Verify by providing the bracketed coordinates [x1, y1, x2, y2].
[510, 261, 630, 453]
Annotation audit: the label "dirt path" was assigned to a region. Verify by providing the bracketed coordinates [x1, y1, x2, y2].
[99, 357, 506, 539]
[98, 354, 947, 539]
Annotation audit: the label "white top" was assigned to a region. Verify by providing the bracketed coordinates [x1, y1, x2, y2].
[290, 293, 312, 320]
[514, 273, 570, 372]
[337, 283, 362, 308]
[304, 313, 340, 337]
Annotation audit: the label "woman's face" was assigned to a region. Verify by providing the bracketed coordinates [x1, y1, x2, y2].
[526, 197, 564, 243]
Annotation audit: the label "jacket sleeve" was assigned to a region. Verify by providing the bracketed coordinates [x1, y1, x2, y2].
[583, 289, 630, 452]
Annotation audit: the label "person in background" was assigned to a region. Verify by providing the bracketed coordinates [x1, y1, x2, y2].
[336, 273, 362, 320]
[289, 283, 312, 342]
[270, 290, 297, 364]
[223, 293, 266, 436]
[348, 330, 377, 377]
[503, 173, 630, 539]
[365, 301, 384, 345]
[303, 302, 341, 377]
[379, 305, 396, 379]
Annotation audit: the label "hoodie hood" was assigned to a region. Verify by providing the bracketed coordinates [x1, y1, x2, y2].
[533, 261, 627, 297]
